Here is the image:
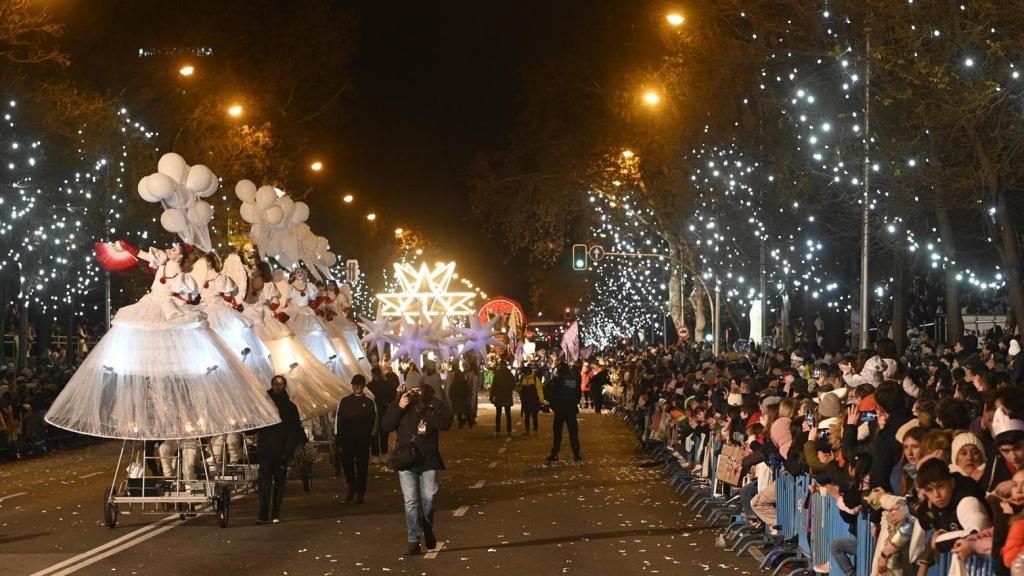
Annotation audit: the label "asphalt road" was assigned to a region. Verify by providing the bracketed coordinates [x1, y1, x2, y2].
[0, 406, 761, 576]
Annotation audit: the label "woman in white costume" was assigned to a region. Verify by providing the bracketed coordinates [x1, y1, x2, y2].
[243, 261, 346, 416]
[321, 281, 373, 377]
[283, 269, 360, 384]
[45, 241, 281, 440]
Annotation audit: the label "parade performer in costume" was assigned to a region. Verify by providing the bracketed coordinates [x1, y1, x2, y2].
[322, 281, 373, 377]
[244, 261, 347, 415]
[45, 241, 281, 440]
[284, 269, 361, 384]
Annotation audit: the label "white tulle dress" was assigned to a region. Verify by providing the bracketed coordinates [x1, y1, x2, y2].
[323, 301, 373, 378]
[243, 280, 345, 417]
[45, 248, 281, 440]
[284, 282, 362, 385]
[198, 271, 275, 386]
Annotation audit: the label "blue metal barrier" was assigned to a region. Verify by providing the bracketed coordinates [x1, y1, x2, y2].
[855, 512, 877, 576]
[796, 477, 812, 559]
[776, 472, 797, 540]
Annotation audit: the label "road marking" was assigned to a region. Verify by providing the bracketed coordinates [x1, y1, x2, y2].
[471, 480, 485, 489]
[29, 514, 179, 576]
[77, 471, 104, 479]
[487, 461, 497, 469]
[424, 541, 446, 559]
[0, 492, 27, 502]
[47, 520, 185, 576]
[453, 505, 470, 517]
[32, 489, 252, 576]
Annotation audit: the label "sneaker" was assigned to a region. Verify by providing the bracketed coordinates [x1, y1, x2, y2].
[544, 455, 558, 466]
[405, 542, 422, 556]
[272, 518, 280, 524]
[255, 518, 270, 525]
[423, 524, 437, 550]
[573, 455, 584, 463]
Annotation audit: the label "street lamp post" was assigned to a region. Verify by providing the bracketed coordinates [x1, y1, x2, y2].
[713, 277, 721, 357]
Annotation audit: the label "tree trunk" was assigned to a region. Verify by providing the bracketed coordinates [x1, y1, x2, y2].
[17, 298, 28, 370]
[892, 249, 906, 353]
[935, 208, 963, 344]
[667, 238, 687, 339]
[994, 189, 1024, 338]
[692, 282, 707, 339]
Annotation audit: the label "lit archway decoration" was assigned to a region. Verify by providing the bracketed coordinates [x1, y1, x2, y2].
[478, 296, 526, 327]
[376, 262, 476, 323]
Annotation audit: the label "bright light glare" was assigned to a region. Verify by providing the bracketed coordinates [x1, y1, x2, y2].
[642, 91, 661, 106]
[310, 161, 323, 171]
[342, 194, 354, 203]
[366, 213, 377, 222]
[227, 104, 243, 117]
[666, 13, 685, 26]
[179, 65, 195, 77]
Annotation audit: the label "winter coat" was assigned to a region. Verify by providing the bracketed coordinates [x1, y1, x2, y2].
[544, 364, 582, 412]
[589, 370, 610, 400]
[448, 370, 474, 415]
[915, 474, 992, 552]
[367, 376, 399, 417]
[518, 372, 543, 408]
[1003, 518, 1024, 572]
[381, 390, 453, 473]
[490, 367, 516, 407]
[335, 393, 377, 445]
[257, 390, 304, 461]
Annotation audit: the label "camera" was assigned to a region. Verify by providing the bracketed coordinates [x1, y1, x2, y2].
[859, 411, 877, 423]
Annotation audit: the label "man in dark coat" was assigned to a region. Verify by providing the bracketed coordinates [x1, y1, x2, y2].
[588, 364, 610, 415]
[544, 357, 583, 464]
[490, 360, 516, 437]
[257, 375, 304, 523]
[447, 364, 474, 428]
[381, 379, 453, 556]
[367, 366, 398, 464]
[336, 375, 377, 503]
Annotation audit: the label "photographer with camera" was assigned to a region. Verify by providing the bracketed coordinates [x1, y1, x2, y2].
[380, 378, 453, 556]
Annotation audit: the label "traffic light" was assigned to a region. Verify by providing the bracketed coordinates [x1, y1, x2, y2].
[563, 306, 572, 320]
[571, 244, 588, 271]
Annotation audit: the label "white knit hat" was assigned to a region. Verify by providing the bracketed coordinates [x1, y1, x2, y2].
[1010, 339, 1021, 357]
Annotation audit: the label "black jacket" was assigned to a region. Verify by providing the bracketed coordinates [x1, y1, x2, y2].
[544, 364, 582, 411]
[490, 366, 516, 407]
[381, 390, 453, 472]
[257, 390, 304, 460]
[335, 393, 377, 445]
[367, 376, 398, 414]
[916, 473, 991, 552]
[589, 370, 610, 399]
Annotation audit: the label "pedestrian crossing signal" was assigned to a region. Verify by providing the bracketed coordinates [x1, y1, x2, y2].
[572, 244, 587, 271]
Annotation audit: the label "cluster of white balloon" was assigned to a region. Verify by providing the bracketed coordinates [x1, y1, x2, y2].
[137, 152, 219, 252]
[234, 179, 338, 280]
[359, 312, 502, 367]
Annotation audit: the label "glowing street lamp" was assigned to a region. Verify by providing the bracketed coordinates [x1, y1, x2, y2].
[227, 104, 243, 118]
[366, 212, 377, 222]
[666, 13, 685, 26]
[310, 161, 323, 172]
[342, 194, 354, 203]
[622, 149, 635, 159]
[179, 65, 195, 77]
[394, 227, 405, 236]
[642, 90, 661, 106]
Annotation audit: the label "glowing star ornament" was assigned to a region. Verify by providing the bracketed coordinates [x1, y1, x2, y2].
[375, 262, 475, 323]
[457, 315, 501, 358]
[391, 321, 434, 367]
[358, 309, 396, 360]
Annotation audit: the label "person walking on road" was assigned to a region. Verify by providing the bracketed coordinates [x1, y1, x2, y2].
[447, 362, 474, 428]
[490, 359, 516, 437]
[335, 375, 377, 503]
[544, 357, 583, 464]
[367, 366, 398, 465]
[588, 362, 610, 415]
[381, 379, 453, 556]
[256, 375, 305, 524]
[518, 364, 544, 435]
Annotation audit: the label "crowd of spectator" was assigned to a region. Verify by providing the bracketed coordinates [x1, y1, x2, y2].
[603, 329, 1024, 576]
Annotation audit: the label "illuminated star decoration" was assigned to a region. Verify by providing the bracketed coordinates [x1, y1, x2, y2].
[376, 262, 475, 323]
[358, 308, 396, 360]
[391, 320, 435, 367]
[457, 315, 502, 359]
[424, 316, 459, 363]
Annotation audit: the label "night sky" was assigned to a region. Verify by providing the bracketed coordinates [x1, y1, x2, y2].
[50, 0, 590, 311]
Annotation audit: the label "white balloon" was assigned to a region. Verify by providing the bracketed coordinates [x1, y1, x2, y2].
[137, 176, 159, 203]
[157, 153, 189, 184]
[186, 164, 216, 194]
[239, 202, 261, 224]
[301, 235, 320, 253]
[281, 233, 299, 256]
[256, 185, 277, 210]
[316, 236, 329, 254]
[276, 197, 295, 222]
[294, 223, 312, 238]
[190, 200, 213, 224]
[160, 208, 188, 233]
[321, 251, 337, 267]
[146, 173, 177, 201]
[291, 202, 310, 224]
[265, 205, 284, 225]
[265, 236, 281, 256]
[235, 179, 257, 203]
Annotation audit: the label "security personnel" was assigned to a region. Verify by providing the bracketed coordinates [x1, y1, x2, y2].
[335, 375, 377, 503]
[544, 356, 584, 464]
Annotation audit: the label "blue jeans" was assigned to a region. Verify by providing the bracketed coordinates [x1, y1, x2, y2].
[398, 470, 438, 543]
[740, 480, 758, 519]
[829, 536, 857, 576]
